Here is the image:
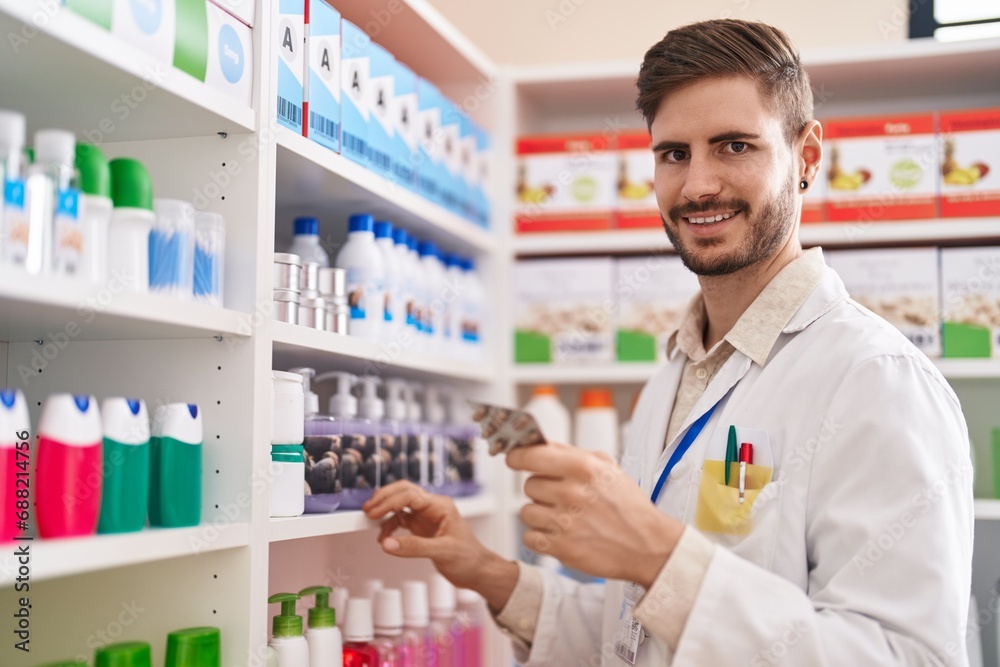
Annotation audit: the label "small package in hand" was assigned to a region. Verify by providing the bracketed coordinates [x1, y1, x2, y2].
[469, 400, 547, 456]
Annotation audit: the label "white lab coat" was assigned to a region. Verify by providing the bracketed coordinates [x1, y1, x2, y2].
[518, 266, 974, 666]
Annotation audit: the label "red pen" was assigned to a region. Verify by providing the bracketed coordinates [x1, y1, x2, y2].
[738, 443, 753, 504]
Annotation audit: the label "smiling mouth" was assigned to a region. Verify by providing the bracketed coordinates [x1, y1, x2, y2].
[683, 211, 738, 225]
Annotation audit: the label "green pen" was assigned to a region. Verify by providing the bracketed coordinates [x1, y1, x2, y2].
[726, 425, 738, 486]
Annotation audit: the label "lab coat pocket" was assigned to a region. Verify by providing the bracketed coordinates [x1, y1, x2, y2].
[694, 459, 774, 535]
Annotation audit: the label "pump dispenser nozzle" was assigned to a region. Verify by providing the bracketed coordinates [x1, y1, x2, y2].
[423, 385, 446, 425]
[384, 379, 408, 421]
[444, 387, 473, 425]
[288, 367, 318, 415]
[355, 375, 384, 420]
[299, 586, 336, 628]
[314, 371, 358, 417]
[404, 382, 423, 422]
[268, 593, 304, 637]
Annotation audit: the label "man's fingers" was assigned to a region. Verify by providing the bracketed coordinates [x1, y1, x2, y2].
[506, 441, 578, 475]
[522, 475, 561, 506]
[380, 533, 446, 559]
[519, 502, 557, 533]
[364, 481, 435, 519]
[377, 513, 406, 542]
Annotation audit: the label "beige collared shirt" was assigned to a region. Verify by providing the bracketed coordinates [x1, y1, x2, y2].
[495, 248, 829, 653]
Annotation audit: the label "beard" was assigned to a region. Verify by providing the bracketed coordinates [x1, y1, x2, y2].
[661, 172, 797, 277]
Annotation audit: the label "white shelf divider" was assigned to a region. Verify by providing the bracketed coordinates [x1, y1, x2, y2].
[0, 0, 255, 141]
[271, 321, 496, 383]
[0, 265, 252, 342]
[275, 127, 494, 255]
[0, 523, 250, 585]
[268, 494, 497, 542]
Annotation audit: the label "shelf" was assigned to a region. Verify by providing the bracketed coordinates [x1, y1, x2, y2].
[0, 0, 255, 142]
[513, 218, 1000, 257]
[513, 359, 1000, 385]
[275, 127, 494, 256]
[975, 499, 1000, 521]
[271, 320, 495, 383]
[0, 265, 252, 342]
[268, 494, 497, 542]
[0, 523, 249, 585]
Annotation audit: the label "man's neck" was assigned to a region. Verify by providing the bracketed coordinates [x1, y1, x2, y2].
[699, 238, 803, 350]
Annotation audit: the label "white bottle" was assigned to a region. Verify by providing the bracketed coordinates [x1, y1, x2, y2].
[24, 129, 79, 276]
[270, 371, 305, 518]
[335, 213, 385, 340]
[374, 588, 406, 666]
[74, 144, 112, 285]
[374, 220, 403, 344]
[268, 593, 310, 667]
[288, 216, 330, 267]
[332, 587, 350, 630]
[0, 110, 27, 264]
[107, 158, 155, 292]
[574, 388, 619, 461]
[429, 574, 458, 667]
[462, 256, 486, 361]
[299, 586, 343, 667]
[392, 228, 416, 339]
[402, 580, 431, 665]
[418, 241, 445, 357]
[360, 578, 384, 602]
[522, 386, 571, 497]
[406, 235, 427, 350]
[442, 253, 465, 359]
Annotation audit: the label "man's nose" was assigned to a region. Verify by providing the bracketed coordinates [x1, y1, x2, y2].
[680, 153, 723, 202]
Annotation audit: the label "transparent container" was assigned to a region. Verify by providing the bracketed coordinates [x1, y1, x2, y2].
[194, 211, 226, 306]
[151, 199, 196, 300]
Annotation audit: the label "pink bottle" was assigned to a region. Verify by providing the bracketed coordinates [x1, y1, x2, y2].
[456, 589, 484, 667]
[0, 390, 30, 543]
[429, 575, 458, 667]
[402, 581, 433, 667]
[343, 598, 380, 667]
[35, 394, 103, 538]
[374, 589, 411, 667]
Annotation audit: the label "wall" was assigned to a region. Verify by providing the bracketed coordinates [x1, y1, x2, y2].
[427, 0, 911, 67]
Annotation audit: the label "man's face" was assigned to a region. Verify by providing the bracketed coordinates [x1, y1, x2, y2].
[650, 76, 799, 276]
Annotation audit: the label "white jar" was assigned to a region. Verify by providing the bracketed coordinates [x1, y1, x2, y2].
[272, 371, 305, 445]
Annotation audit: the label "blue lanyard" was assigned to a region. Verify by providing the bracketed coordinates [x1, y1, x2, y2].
[650, 401, 720, 504]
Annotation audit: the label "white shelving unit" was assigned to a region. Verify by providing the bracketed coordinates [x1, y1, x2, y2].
[0, 1, 515, 665]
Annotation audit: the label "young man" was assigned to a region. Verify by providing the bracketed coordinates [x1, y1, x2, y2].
[364, 19, 974, 666]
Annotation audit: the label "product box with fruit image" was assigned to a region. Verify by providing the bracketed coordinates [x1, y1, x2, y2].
[515, 134, 617, 233]
[941, 247, 1000, 358]
[826, 248, 941, 357]
[824, 114, 938, 222]
[616, 256, 700, 361]
[514, 258, 615, 363]
[939, 108, 1000, 218]
[615, 132, 659, 229]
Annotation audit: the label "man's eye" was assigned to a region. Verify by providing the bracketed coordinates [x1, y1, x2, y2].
[729, 142, 748, 153]
[662, 149, 687, 162]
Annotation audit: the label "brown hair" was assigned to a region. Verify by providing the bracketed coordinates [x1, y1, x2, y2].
[636, 19, 813, 144]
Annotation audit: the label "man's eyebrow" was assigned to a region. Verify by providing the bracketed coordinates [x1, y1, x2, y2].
[651, 140, 688, 153]
[708, 131, 760, 143]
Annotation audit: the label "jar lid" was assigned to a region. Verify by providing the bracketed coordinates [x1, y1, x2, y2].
[274, 252, 303, 266]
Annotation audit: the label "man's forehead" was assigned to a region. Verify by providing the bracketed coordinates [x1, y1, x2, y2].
[650, 81, 779, 142]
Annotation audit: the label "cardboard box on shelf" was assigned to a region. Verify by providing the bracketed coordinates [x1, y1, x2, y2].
[440, 99, 464, 217]
[824, 114, 938, 222]
[204, 2, 253, 105]
[417, 78, 447, 208]
[391, 59, 419, 191]
[459, 111, 478, 223]
[939, 108, 1000, 218]
[826, 248, 941, 357]
[616, 256, 699, 361]
[304, 0, 341, 151]
[367, 41, 395, 178]
[110, 0, 177, 64]
[275, 0, 304, 132]
[474, 124, 492, 228]
[615, 132, 659, 229]
[340, 20, 370, 166]
[941, 247, 1000, 358]
[514, 258, 615, 364]
[209, 0, 255, 26]
[515, 134, 617, 233]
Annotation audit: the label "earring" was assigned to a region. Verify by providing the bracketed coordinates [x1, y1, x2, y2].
[800, 180, 809, 190]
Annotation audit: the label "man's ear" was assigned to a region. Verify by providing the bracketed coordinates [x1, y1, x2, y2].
[799, 120, 823, 188]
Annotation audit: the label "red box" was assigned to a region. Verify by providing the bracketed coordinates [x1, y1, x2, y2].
[939, 108, 1000, 218]
[615, 132, 661, 229]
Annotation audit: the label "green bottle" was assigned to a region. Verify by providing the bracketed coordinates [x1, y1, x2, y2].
[150, 403, 203, 528]
[95, 641, 151, 667]
[98, 398, 151, 534]
[165, 626, 221, 667]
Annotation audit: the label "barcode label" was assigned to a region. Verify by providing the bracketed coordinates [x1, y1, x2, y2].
[343, 132, 367, 157]
[369, 148, 392, 172]
[310, 111, 339, 140]
[278, 96, 302, 126]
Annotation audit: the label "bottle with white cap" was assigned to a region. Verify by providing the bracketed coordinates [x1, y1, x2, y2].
[386, 378, 423, 487]
[429, 574, 458, 667]
[149, 402, 203, 528]
[359, 579, 383, 602]
[423, 385, 448, 493]
[24, 129, 80, 275]
[373, 588, 407, 666]
[342, 598, 379, 666]
[332, 587, 350, 631]
[455, 589, 484, 667]
[0, 110, 27, 264]
[0, 389, 30, 543]
[374, 220, 403, 344]
[314, 372, 376, 510]
[97, 397, 151, 534]
[402, 580, 432, 667]
[361, 375, 407, 490]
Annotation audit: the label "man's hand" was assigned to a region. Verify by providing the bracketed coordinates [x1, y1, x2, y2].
[363, 481, 519, 612]
[507, 442, 684, 588]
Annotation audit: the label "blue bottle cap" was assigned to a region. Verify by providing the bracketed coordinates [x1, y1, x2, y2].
[348, 214, 374, 233]
[374, 221, 394, 239]
[406, 236, 418, 252]
[0, 390, 15, 409]
[73, 395, 90, 412]
[392, 228, 408, 246]
[464, 257, 475, 271]
[442, 254, 460, 268]
[127, 399, 142, 415]
[418, 241, 438, 258]
[294, 217, 319, 237]
[188, 404, 199, 419]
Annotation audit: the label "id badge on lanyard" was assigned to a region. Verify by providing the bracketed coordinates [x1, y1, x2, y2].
[614, 400, 720, 665]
